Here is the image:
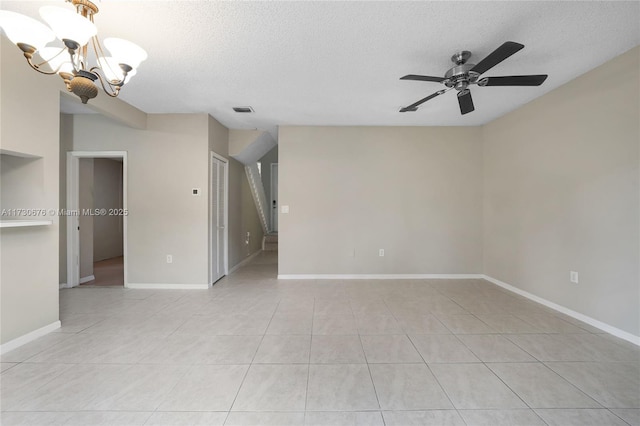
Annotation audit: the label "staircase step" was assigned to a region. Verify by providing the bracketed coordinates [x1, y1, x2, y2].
[264, 242, 278, 251]
[264, 234, 278, 243]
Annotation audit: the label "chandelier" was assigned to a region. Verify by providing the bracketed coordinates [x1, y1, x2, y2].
[0, 0, 147, 104]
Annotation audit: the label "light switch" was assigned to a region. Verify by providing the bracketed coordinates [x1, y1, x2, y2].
[281, 205, 289, 214]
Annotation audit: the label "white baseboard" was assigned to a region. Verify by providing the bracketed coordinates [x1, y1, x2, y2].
[482, 275, 640, 347]
[79, 274, 95, 284]
[0, 321, 61, 355]
[126, 283, 209, 290]
[277, 274, 483, 280]
[229, 250, 262, 274]
[59, 282, 68, 289]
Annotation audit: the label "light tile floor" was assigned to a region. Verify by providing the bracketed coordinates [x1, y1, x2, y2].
[1, 251, 639, 425]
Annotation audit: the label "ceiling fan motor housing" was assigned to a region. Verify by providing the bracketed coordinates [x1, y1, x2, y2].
[444, 60, 480, 91]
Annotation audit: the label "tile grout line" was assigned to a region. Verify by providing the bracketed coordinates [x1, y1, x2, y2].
[303, 296, 316, 420]
[603, 408, 635, 426]
[222, 298, 281, 423]
[535, 362, 606, 407]
[147, 361, 192, 418]
[354, 297, 383, 416]
[432, 288, 551, 424]
[406, 333, 460, 416]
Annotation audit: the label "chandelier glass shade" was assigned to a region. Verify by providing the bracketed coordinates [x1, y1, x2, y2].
[0, 0, 147, 104]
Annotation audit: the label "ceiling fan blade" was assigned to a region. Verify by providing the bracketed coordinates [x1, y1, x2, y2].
[480, 74, 548, 86]
[400, 74, 446, 83]
[470, 41, 524, 75]
[399, 89, 447, 112]
[457, 89, 475, 115]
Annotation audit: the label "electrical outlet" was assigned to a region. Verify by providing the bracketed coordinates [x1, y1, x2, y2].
[570, 271, 578, 283]
[166, 254, 173, 264]
[379, 249, 385, 257]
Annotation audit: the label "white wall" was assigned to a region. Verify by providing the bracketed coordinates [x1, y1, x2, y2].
[483, 46, 640, 336]
[278, 126, 483, 275]
[93, 158, 123, 262]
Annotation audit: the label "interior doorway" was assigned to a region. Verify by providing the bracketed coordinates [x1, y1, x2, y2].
[84, 158, 124, 286]
[66, 151, 128, 288]
[210, 152, 228, 284]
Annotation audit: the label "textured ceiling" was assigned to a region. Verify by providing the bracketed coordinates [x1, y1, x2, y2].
[2, 1, 639, 136]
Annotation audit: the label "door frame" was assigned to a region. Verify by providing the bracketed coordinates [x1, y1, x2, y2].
[209, 151, 229, 285]
[66, 151, 128, 288]
[270, 163, 278, 232]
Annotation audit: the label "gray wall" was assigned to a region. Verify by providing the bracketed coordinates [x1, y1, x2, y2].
[228, 159, 264, 267]
[483, 46, 639, 336]
[71, 113, 258, 286]
[259, 145, 278, 230]
[93, 158, 124, 262]
[279, 126, 483, 275]
[72, 114, 211, 286]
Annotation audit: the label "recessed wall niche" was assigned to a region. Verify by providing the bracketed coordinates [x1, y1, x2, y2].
[0, 149, 51, 227]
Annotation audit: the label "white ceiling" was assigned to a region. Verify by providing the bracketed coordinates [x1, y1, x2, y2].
[2, 1, 639, 136]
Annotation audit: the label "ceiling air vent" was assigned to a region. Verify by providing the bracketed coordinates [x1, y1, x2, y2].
[232, 106, 254, 113]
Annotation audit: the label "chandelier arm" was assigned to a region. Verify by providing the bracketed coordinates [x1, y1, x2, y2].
[17, 45, 63, 75]
[91, 35, 101, 63]
[24, 56, 62, 75]
[33, 46, 68, 71]
[90, 65, 125, 88]
[92, 34, 107, 59]
[80, 43, 88, 70]
[91, 69, 121, 97]
[88, 35, 100, 74]
[91, 35, 126, 86]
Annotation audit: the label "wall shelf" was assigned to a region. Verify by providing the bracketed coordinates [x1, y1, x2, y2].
[0, 220, 53, 228]
[0, 149, 42, 159]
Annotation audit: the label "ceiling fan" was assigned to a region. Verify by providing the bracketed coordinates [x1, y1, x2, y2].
[399, 41, 548, 115]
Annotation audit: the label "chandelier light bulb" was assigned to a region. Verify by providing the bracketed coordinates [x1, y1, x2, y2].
[97, 56, 122, 82]
[103, 38, 148, 69]
[39, 6, 97, 48]
[0, 10, 55, 50]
